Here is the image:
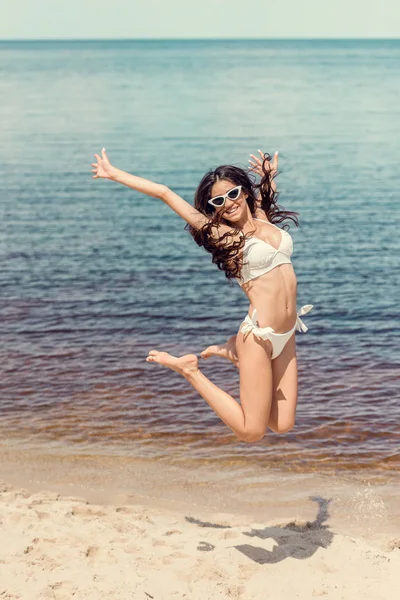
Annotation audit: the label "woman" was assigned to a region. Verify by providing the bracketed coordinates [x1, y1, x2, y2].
[91, 148, 312, 443]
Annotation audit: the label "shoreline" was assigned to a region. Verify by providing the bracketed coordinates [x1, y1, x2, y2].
[0, 443, 398, 542]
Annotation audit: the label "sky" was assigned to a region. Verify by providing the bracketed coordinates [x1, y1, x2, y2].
[1, 0, 400, 40]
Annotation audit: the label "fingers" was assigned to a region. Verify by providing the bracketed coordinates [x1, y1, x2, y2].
[271, 150, 279, 171]
[248, 153, 262, 173]
[101, 147, 109, 162]
[250, 153, 262, 165]
[92, 151, 102, 179]
[91, 151, 104, 179]
[248, 158, 263, 176]
[248, 163, 262, 175]
[248, 149, 279, 174]
[93, 148, 108, 163]
[91, 162, 98, 178]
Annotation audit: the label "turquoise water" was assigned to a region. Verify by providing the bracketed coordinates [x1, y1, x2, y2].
[1, 40, 399, 476]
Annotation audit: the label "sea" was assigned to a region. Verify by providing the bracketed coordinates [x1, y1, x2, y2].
[1, 40, 399, 490]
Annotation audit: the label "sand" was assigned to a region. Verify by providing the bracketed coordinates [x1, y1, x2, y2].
[1, 476, 399, 600]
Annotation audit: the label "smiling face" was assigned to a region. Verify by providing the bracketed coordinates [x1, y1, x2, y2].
[210, 179, 249, 224]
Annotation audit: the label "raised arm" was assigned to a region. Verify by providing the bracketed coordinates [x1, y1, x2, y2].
[91, 148, 209, 230]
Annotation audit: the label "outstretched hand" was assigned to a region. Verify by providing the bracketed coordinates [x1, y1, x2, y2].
[248, 149, 279, 178]
[91, 148, 114, 179]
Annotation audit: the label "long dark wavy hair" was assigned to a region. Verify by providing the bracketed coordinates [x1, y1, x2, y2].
[187, 155, 299, 281]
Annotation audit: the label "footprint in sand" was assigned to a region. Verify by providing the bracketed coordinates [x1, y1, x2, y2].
[197, 541, 215, 552]
[163, 529, 182, 536]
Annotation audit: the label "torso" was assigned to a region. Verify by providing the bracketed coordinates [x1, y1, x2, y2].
[239, 217, 298, 333]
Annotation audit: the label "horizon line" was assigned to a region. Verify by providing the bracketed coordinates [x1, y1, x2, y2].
[0, 36, 399, 42]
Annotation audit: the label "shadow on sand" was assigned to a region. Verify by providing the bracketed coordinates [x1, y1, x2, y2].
[186, 496, 333, 564]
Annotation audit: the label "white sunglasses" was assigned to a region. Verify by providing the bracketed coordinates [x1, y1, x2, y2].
[208, 185, 242, 208]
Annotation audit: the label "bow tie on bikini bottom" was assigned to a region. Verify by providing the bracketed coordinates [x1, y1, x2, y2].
[241, 304, 313, 337]
[296, 304, 313, 332]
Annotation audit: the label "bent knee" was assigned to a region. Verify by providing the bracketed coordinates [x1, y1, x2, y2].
[269, 419, 295, 435]
[240, 428, 266, 443]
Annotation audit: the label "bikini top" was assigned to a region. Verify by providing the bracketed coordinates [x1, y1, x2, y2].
[236, 218, 293, 286]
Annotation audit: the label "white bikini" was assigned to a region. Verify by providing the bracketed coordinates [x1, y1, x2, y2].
[237, 218, 313, 359]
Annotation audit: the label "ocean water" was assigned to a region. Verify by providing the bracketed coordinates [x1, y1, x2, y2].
[0, 40, 399, 479]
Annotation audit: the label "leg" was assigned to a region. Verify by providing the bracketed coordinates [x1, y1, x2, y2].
[201, 332, 298, 434]
[268, 333, 298, 434]
[146, 330, 274, 443]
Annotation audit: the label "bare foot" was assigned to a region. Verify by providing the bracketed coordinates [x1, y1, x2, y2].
[146, 351, 199, 377]
[200, 335, 239, 368]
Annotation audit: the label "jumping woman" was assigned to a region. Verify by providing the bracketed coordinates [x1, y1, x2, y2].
[91, 148, 312, 443]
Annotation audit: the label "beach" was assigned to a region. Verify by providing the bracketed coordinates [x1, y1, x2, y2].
[1, 446, 399, 599]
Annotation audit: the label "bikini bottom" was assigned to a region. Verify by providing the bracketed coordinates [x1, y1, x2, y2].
[240, 304, 313, 360]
